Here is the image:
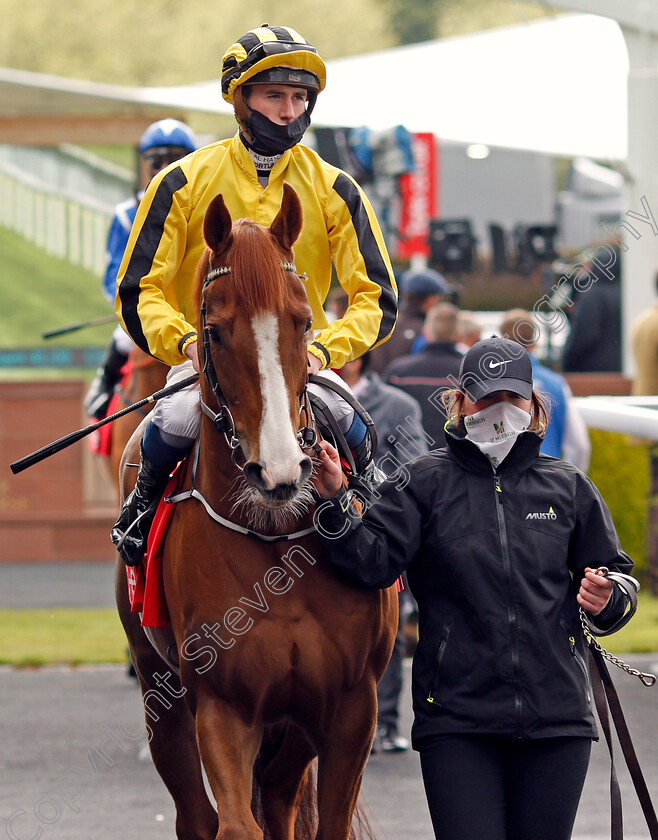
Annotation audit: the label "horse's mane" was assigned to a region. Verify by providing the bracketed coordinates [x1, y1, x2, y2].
[196, 218, 290, 318]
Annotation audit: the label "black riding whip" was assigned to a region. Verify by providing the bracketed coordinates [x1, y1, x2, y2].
[10, 374, 199, 475]
[42, 314, 117, 339]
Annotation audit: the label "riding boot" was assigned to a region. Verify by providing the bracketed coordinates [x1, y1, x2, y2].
[110, 443, 173, 567]
[84, 337, 129, 420]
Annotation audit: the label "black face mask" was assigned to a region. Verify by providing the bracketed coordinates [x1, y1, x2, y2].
[245, 109, 311, 155]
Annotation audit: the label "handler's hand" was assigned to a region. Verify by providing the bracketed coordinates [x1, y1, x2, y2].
[577, 567, 613, 616]
[312, 440, 344, 499]
[185, 341, 200, 373]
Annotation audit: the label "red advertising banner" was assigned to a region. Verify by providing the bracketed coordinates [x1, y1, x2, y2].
[397, 133, 438, 260]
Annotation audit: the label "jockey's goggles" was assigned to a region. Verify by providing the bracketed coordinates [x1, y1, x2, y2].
[143, 147, 190, 173]
[247, 66, 320, 91]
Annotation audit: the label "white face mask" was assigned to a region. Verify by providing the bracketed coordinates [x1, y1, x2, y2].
[463, 401, 531, 468]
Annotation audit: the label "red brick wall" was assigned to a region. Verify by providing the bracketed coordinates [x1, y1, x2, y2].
[0, 380, 116, 563]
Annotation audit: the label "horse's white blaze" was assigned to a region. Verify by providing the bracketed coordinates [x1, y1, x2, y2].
[252, 312, 302, 488]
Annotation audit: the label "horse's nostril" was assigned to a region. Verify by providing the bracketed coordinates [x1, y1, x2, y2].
[244, 461, 265, 489]
[299, 456, 312, 484]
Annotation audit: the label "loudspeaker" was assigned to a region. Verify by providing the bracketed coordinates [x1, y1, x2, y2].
[428, 219, 476, 273]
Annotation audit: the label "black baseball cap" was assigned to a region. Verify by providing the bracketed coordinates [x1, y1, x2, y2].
[458, 336, 533, 402]
[399, 267, 452, 296]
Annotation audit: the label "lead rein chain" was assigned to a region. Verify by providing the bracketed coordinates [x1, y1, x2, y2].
[580, 608, 656, 686]
[579, 565, 656, 686]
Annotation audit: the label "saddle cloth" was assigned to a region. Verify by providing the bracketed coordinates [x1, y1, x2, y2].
[125, 465, 184, 629]
[88, 360, 134, 457]
[88, 390, 121, 457]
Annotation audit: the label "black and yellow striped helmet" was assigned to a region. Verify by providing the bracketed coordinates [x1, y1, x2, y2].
[221, 25, 327, 105]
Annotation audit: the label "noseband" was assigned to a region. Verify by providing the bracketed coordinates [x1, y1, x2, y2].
[199, 260, 317, 467]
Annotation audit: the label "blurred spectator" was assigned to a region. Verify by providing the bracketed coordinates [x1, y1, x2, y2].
[455, 310, 482, 352]
[325, 287, 349, 323]
[368, 267, 452, 373]
[561, 241, 622, 373]
[341, 352, 428, 753]
[631, 272, 658, 396]
[500, 309, 591, 471]
[384, 302, 462, 449]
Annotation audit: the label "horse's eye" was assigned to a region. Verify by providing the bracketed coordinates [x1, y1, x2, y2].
[305, 318, 313, 334]
[206, 325, 222, 345]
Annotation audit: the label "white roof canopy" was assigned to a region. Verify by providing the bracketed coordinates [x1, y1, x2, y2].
[312, 13, 629, 159]
[0, 13, 628, 158]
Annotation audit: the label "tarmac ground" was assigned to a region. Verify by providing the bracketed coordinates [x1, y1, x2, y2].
[1, 562, 657, 839]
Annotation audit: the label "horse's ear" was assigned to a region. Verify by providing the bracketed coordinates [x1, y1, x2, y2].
[204, 194, 233, 253]
[270, 183, 303, 251]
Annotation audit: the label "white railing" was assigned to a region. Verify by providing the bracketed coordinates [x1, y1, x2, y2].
[0, 160, 115, 276]
[575, 396, 658, 441]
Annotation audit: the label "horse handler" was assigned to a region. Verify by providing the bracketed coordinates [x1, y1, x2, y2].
[312, 336, 638, 840]
[111, 24, 398, 566]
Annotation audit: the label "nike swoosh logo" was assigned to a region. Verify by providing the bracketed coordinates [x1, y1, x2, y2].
[487, 360, 508, 369]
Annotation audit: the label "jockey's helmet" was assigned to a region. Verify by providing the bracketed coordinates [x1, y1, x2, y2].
[221, 25, 326, 105]
[139, 119, 198, 157]
[138, 119, 198, 178]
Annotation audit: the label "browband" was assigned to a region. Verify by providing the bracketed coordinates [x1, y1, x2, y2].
[204, 261, 297, 287]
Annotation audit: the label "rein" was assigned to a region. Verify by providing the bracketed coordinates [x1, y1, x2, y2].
[167, 257, 318, 542]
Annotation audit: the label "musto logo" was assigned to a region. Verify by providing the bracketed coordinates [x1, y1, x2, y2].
[525, 506, 557, 520]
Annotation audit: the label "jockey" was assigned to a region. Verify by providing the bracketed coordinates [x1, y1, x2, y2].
[111, 24, 398, 566]
[84, 119, 198, 420]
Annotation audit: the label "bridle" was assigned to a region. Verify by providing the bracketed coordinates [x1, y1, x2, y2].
[166, 257, 320, 542]
[199, 258, 318, 470]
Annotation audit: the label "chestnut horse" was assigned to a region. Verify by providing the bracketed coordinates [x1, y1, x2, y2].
[115, 184, 397, 840]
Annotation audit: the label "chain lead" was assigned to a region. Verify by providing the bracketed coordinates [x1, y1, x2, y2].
[580, 607, 656, 686]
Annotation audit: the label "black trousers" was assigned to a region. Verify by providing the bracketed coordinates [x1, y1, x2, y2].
[418, 733, 591, 840]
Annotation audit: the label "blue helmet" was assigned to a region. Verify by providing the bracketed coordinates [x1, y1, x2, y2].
[139, 119, 197, 155]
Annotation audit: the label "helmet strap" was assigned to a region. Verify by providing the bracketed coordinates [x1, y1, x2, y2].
[233, 87, 252, 138]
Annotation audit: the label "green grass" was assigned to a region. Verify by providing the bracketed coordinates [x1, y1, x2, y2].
[601, 591, 658, 654]
[0, 608, 127, 666]
[0, 226, 114, 350]
[80, 144, 136, 171]
[0, 595, 656, 667]
[587, 430, 651, 575]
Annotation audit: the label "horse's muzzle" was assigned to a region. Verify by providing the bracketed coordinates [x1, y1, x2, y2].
[243, 455, 312, 502]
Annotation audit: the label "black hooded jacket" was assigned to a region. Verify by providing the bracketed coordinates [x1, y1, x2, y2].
[316, 427, 633, 747]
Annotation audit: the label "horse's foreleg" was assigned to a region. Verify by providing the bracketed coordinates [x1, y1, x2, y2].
[258, 723, 317, 840]
[195, 693, 264, 840]
[115, 560, 218, 840]
[315, 681, 378, 840]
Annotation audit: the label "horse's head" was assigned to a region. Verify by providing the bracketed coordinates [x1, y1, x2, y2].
[198, 184, 315, 517]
